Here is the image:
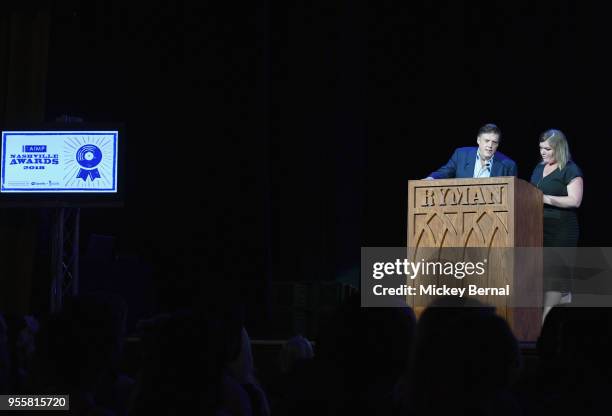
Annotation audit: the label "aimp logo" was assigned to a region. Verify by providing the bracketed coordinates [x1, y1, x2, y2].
[75, 144, 102, 181]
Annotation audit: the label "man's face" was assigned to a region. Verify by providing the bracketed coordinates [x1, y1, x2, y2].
[477, 133, 500, 160]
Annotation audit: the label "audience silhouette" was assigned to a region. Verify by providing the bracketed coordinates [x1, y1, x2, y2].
[3, 280, 612, 415]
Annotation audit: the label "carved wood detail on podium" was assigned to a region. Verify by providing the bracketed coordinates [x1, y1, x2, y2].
[407, 177, 543, 341]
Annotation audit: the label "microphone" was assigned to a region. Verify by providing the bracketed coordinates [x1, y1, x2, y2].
[476, 160, 491, 177]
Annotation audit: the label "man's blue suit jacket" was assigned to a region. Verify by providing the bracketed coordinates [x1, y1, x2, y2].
[428, 146, 518, 179]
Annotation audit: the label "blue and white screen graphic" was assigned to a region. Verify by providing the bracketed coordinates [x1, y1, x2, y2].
[1, 131, 118, 193]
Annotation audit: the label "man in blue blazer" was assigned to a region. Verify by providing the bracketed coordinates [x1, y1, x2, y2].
[426, 123, 517, 179]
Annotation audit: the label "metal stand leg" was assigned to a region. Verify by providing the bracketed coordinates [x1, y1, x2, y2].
[50, 207, 80, 312]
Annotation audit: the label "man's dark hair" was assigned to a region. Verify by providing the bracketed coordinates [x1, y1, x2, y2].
[478, 123, 501, 140]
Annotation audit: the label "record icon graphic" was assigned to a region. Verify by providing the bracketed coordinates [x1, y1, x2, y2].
[76, 144, 102, 181]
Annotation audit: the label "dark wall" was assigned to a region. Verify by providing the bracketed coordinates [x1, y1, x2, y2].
[45, 1, 270, 318]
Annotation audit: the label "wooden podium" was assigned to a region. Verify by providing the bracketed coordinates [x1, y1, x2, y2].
[407, 177, 543, 341]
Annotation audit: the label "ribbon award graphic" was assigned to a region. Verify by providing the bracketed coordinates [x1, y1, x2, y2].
[75, 144, 102, 181]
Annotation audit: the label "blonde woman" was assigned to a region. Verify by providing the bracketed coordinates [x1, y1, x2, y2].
[530, 129, 583, 320]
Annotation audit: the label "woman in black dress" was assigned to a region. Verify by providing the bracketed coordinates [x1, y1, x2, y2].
[530, 129, 583, 320]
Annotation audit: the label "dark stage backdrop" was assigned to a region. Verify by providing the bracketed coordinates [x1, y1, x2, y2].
[33, 0, 612, 334]
[43, 1, 271, 326]
[43, 1, 367, 329]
